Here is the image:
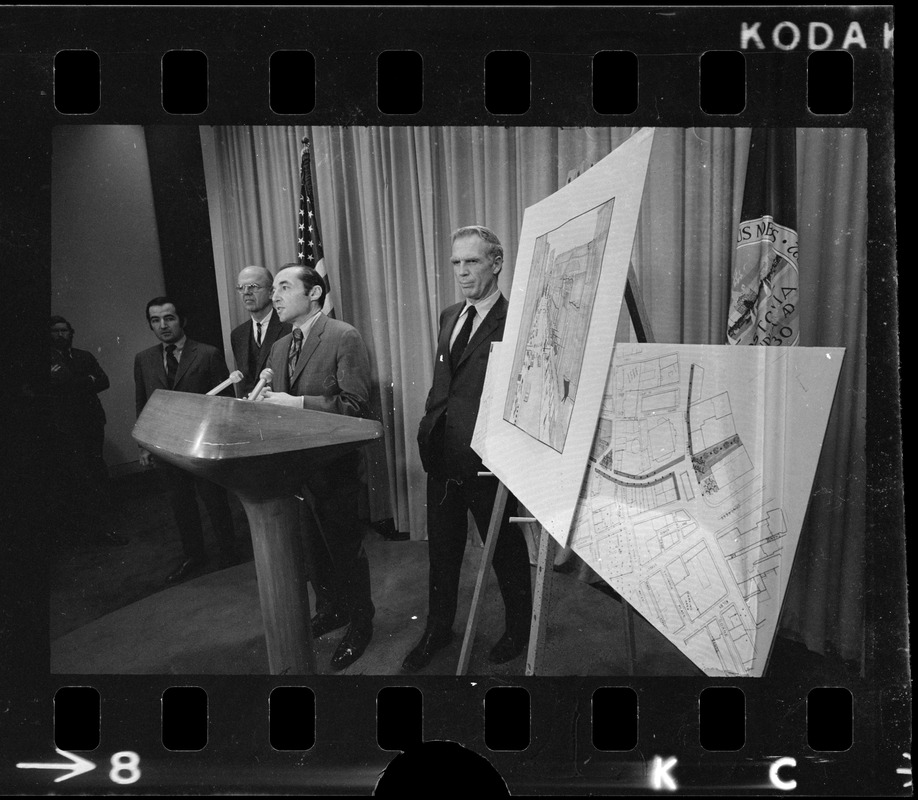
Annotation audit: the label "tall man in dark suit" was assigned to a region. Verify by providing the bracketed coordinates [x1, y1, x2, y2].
[259, 264, 375, 672]
[230, 266, 291, 398]
[134, 296, 240, 584]
[404, 225, 533, 673]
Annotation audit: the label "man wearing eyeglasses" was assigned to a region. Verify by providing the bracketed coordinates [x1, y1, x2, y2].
[230, 266, 292, 398]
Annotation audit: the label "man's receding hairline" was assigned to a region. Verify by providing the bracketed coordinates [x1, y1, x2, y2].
[274, 269, 300, 286]
[239, 265, 274, 284]
[451, 226, 503, 262]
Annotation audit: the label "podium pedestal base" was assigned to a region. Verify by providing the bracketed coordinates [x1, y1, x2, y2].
[241, 494, 316, 675]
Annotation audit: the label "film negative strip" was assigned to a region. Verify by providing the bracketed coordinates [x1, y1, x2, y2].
[0, 5, 904, 795]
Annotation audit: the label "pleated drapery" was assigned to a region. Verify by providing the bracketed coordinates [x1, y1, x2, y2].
[203, 126, 868, 668]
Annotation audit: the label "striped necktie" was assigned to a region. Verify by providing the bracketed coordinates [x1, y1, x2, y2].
[287, 327, 304, 383]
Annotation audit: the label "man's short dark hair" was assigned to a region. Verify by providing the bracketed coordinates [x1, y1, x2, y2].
[278, 262, 327, 309]
[146, 296, 186, 325]
[50, 315, 73, 332]
[451, 225, 504, 262]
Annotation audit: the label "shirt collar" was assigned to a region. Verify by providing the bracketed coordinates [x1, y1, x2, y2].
[296, 310, 324, 339]
[252, 307, 274, 326]
[463, 286, 501, 317]
[164, 335, 187, 353]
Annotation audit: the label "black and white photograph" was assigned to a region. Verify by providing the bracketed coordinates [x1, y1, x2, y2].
[45, 123, 873, 682]
[0, 5, 903, 795]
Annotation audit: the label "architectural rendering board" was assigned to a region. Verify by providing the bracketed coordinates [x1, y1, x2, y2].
[502, 197, 616, 453]
[568, 343, 845, 677]
[475, 127, 655, 545]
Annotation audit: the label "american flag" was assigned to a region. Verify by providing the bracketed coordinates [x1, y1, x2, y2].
[298, 136, 335, 317]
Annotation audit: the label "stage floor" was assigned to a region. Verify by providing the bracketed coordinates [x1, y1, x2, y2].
[51, 537, 695, 676]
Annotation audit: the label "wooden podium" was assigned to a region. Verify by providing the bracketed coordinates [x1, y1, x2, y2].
[133, 390, 383, 675]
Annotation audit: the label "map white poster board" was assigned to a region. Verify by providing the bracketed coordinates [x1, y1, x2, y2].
[568, 343, 845, 677]
[473, 128, 655, 545]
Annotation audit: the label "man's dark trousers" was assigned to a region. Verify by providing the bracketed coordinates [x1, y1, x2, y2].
[159, 463, 236, 562]
[426, 470, 531, 636]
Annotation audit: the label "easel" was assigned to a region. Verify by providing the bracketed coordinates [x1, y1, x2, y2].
[456, 263, 654, 676]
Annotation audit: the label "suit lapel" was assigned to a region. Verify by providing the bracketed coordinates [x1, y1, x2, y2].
[242, 323, 258, 376]
[456, 295, 506, 370]
[290, 314, 326, 387]
[173, 340, 197, 387]
[272, 332, 292, 392]
[439, 304, 464, 365]
[257, 313, 283, 374]
[150, 347, 169, 390]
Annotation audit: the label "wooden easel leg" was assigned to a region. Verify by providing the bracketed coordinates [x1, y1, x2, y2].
[456, 481, 509, 676]
[623, 602, 637, 676]
[525, 527, 557, 676]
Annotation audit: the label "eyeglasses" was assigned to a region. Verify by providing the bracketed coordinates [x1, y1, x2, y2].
[236, 284, 269, 294]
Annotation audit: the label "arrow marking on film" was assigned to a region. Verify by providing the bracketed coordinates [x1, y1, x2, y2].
[16, 748, 96, 782]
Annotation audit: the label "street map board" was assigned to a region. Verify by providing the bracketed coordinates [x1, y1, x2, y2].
[568, 343, 845, 677]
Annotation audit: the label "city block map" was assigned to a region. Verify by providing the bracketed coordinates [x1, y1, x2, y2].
[568, 343, 844, 677]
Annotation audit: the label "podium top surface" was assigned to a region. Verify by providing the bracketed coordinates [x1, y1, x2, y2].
[132, 390, 383, 462]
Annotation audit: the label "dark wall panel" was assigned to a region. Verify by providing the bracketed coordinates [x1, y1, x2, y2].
[145, 126, 223, 352]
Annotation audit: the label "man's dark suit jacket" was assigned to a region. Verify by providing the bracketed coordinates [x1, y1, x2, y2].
[267, 314, 371, 418]
[48, 346, 110, 431]
[417, 294, 507, 479]
[267, 313, 374, 620]
[134, 338, 231, 416]
[230, 312, 291, 398]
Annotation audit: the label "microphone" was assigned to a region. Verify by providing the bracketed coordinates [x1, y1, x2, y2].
[247, 367, 274, 401]
[206, 370, 244, 396]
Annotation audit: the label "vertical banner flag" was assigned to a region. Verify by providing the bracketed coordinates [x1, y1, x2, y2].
[727, 129, 799, 346]
[298, 136, 335, 317]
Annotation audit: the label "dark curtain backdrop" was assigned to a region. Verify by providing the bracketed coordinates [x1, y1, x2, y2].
[204, 126, 868, 669]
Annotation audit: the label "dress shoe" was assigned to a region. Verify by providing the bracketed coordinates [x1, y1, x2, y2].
[329, 618, 373, 672]
[488, 629, 529, 665]
[310, 610, 350, 639]
[401, 626, 454, 673]
[164, 557, 206, 585]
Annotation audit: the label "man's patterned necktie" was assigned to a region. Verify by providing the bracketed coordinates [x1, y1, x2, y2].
[287, 327, 303, 383]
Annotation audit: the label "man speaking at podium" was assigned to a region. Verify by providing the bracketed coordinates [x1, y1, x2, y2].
[259, 264, 375, 672]
[405, 225, 533, 673]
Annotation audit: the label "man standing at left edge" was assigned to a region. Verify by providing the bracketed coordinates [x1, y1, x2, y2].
[260, 264, 375, 671]
[134, 297, 241, 585]
[47, 316, 127, 547]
